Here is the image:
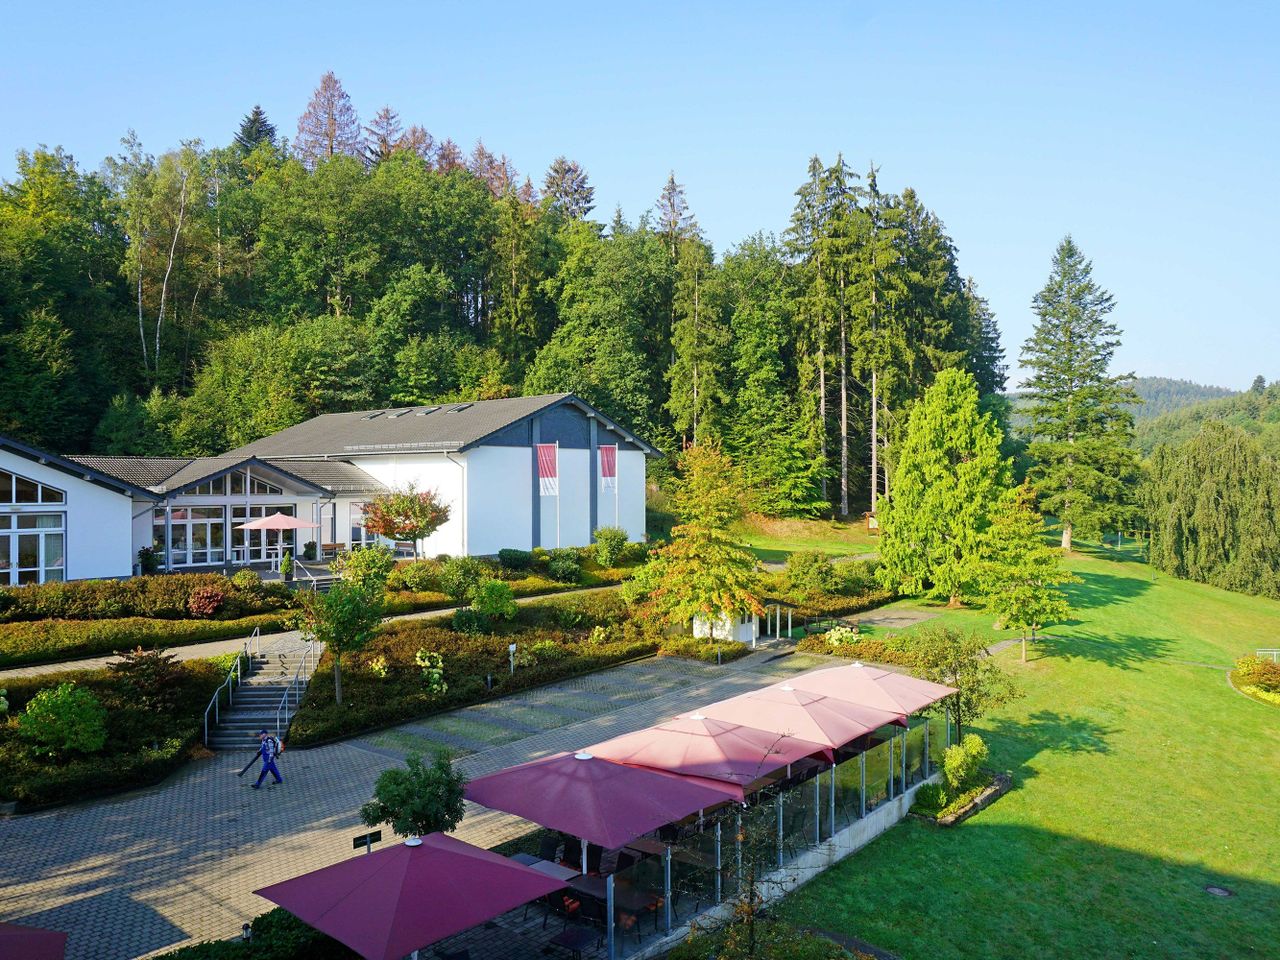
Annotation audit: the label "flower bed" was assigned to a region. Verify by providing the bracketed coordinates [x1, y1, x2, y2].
[1231, 655, 1280, 707]
[795, 627, 920, 668]
[0, 613, 293, 669]
[0, 572, 292, 623]
[910, 771, 1010, 825]
[657, 635, 753, 664]
[0, 653, 232, 810]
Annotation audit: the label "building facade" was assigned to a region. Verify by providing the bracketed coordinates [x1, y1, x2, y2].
[0, 394, 656, 583]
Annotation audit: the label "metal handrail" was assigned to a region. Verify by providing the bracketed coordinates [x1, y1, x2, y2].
[202, 627, 261, 746]
[1258, 649, 1280, 663]
[274, 640, 321, 739]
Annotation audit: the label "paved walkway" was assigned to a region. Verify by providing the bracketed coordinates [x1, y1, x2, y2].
[0, 585, 620, 682]
[0, 642, 848, 960]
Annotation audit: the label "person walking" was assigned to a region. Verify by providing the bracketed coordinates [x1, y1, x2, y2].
[252, 729, 283, 789]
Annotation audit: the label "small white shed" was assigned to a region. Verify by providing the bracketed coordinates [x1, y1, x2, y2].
[692, 612, 760, 646]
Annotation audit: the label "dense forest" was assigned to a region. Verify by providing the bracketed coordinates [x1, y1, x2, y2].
[1128, 376, 1236, 420]
[1136, 377, 1279, 455]
[0, 71, 1005, 518]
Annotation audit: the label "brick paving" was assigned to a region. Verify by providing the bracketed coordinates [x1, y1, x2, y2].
[0, 642, 842, 960]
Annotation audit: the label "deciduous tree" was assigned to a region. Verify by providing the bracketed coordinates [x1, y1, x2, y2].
[299, 580, 385, 706]
[361, 484, 451, 558]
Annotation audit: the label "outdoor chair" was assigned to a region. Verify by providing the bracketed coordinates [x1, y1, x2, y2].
[586, 843, 604, 875]
[537, 833, 562, 862]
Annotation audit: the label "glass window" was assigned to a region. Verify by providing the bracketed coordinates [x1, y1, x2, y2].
[41, 486, 65, 504]
[15, 476, 38, 503]
[230, 471, 245, 495]
[0, 534, 8, 570]
[0, 470, 11, 503]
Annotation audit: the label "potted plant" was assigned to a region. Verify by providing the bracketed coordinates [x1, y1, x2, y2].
[280, 549, 295, 582]
[303, 541, 317, 562]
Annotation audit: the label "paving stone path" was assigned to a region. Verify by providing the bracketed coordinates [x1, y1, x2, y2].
[0, 642, 845, 960]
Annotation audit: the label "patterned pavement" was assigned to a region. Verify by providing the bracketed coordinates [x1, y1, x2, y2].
[0, 643, 842, 960]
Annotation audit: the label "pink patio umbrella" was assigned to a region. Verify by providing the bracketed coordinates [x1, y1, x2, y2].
[700, 682, 905, 750]
[0, 920, 68, 960]
[464, 751, 740, 851]
[234, 512, 320, 531]
[787, 663, 957, 715]
[253, 832, 567, 960]
[588, 712, 831, 788]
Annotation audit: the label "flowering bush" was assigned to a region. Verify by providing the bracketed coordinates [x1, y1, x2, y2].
[413, 649, 447, 695]
[186, 586, 226, 619]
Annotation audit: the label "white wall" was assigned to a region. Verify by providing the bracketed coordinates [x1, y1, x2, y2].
[353, 453, 465, 556]
[615, 449, 648, 543]
[465, 446, 532, 555]
[0, 452, 136, 581]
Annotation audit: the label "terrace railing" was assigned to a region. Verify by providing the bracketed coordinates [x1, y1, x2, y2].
[274, 640, 321, 738]
[202, 627, 262, 746]
[1256, 649, 1280, 663]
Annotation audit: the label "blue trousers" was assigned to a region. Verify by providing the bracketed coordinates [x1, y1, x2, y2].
[255, 758, 282, 787]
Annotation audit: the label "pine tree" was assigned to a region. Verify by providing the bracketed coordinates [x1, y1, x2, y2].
[1020, 236, 1140, 551]
[364, 105, 404, 165]
[980, 483, 1078, 660]
[876, 369, 1009, 605]
[234, 105, 277, 155]
[667, 239, 729, 446]
[543, 156, 595, 219]
[434, 138, 464, 172]
[294, 71, 362, 168]
[964, 277, 1006, 395]
[398, 125, 435, 162]
[656, 172, 696, 255]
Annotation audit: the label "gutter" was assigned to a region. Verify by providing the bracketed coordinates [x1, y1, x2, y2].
[445, 452, 467, 555]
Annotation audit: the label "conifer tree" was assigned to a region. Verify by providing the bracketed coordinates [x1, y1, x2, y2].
[294, 71, 362, 168]
[364, 105, 404, 165]
[1020, 236, 1140, 551]
[980, 483, 1078, 660]
[434, 138, 464, 172]
[398, 125, 435, 162]
[234, 105, 277, 155]
[964, 277, 1006, 395]
[543, 156, 595, 219]
[656, 172, 696, 255]
[876, 369, 1009, 605]
[667, 239, 728, 446]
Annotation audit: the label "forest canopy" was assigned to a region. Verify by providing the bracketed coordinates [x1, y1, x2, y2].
[0, 71, 1005, 517]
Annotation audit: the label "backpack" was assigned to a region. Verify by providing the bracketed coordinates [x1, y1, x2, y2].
[263, 735, 282, 759]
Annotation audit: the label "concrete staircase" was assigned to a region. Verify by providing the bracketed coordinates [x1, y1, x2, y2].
[206, 646, 319, 750]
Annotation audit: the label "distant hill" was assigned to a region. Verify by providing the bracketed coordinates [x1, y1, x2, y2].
[1129, 376, 1236, 420]
[1136, 381, 1280, 456]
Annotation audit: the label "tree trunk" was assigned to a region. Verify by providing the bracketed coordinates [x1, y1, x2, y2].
[333, 653, 343, 706]
[1061, 522, 1073, 552]
[870, 367, 878, 512]
[839, 296, 848, 517]
[1021, 637, 1027, 662]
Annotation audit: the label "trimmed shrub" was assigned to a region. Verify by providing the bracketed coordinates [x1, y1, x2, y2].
[332, 545, 396, 589]
[386, 559, 442, 593]
[498, 548, 534, 571]
[451, 608, 487, 634]
[150, 908, 359, 959]
[0, 613, 291, 669]
[186, 585, 226, 618]
[230, 568, 262, 593]
[17, 683, 108, 757]
[546, 550, 582, 584]
[107, 647, 185, 714]
[593, 526, 629, 567]
[658, 635, 752, 663]
[0, 572, 289, 623]
[440, 556, 489, 602]
[785, 550, 839, 596]
[471, 579, 517, 621]
[942, 733, 989, 794]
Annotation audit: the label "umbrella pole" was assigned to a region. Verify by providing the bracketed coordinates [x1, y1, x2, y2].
[581, 837, 588, 875]
[606, 873, 616, 960]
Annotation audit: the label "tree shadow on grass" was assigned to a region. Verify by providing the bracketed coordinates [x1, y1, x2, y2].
[981, 708, 1116, 787]
[1040, 630, 1175, 670]
[1064, 569, 1154, 610]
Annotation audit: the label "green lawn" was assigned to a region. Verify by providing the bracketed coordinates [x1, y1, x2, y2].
[780, 543, 1280, 959]
[730, 516, 879, 564]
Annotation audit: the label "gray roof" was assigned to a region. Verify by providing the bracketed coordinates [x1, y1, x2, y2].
[69, 456, 194, 488]
[1, 436, 160, 500]
[224, 393, 656, 458]
[68, 454, 383, 497]
[271, 459, 386, 495]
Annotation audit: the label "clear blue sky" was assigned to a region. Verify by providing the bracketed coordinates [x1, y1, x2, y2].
[3, 1, 1276, 389]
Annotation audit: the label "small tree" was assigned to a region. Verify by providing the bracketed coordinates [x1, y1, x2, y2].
[440, 556, 488, 603]
[108, 647, 184, 713]
[362, 484, 450, 559]
[593, 526, 629, 567]
[299, 581, 385, 706]
[17, 683, 108, 758]
[471, 579, 517, 621]
[980, 484, 1079, 661]
[331, 543, 396, 590]
[639, 444, 763, 645]
[912, 626, 1021, 739]
[360, 751, 467, 840]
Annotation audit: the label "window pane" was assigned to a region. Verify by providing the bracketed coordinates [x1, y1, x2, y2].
[230, 471, 245, 495]
[211, 523, 225, 548]
[40, 486, 65, 504]
[192, 525, 207, 550]
[18, 534, 39, 569]
[44, 568, 65, 582]
[0, 534, 9, 570]
[172, 526, 187, 550]
[0, 515, 9, 529]
[45, 532, 64, 570]
[15, 477, 38, 503]
[209, 549, 224, 563]
[0, 470, 11, 503]
[191, 551, 208, 564]
[191, 507, 222, 520]
[17, 514, 62, 530]
[18, 569, 37, 584]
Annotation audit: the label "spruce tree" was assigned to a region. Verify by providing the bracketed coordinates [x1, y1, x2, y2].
[543, 156, 595, 219]
[963, 277, 1006, 396]
[1020, 236, 1140, 551]
[234, 105, 277, 155]
[980, 483, 1078, 660]
[656, 172, 696, 256]
[364, 105, 404, 165]
[294, 71, 362, 168]
[667, 239, 729, 446]
[876, 369, 1009, 605]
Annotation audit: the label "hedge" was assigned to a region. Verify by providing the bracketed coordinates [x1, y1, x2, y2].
[288, 617, 661, 746]
[0, 572, 292, 623]
[0, 613, 293, 669]
[0, 656, 230, 810]
[795, 629, 920, 668]
[657, 635, 753, 663]
[150, 909, 357, 960]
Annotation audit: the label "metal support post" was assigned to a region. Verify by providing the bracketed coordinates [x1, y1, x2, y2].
[888, 736, 894, 800]
[829, 764, 836, 835]
[946, 705, 952, 748]
[606, 874, 615, 960]
[924, 717, 930, 778]
[859, 751, 866, 818]
[663, 846, 673, 934]
[714, 821, 723, 904]
[814, 772, 821, 843]
[901, 728, 907, 793]
[736, 811, 743, 890]
[776, 792, 783, 868]
[581, 837, 588, 875]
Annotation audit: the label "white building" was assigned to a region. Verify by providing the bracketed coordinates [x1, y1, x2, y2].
[693, 612, 761, 646]
[0, 394, 657, 583]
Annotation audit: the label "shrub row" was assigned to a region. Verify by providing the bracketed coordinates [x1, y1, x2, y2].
[288, 619, 661, 746]
[795, 625, 920, 668]
[0, 656, 228, 810]
[150, 909, 357, 960]
[0, 613, 292, 669]
[0, 572, 293, 624]
[656, 635, 753, 664]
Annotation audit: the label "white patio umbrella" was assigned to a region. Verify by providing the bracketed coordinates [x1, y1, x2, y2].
[234, 512, 320, 531]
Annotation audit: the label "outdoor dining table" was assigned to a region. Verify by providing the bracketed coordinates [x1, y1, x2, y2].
[510, 853, 580, 881]
[566, 874, 657, 914]
[624, 836, 716, 870]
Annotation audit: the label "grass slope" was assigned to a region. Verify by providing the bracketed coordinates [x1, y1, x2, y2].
[731, 516, 878, 564]
[780, 544, 1280, 959]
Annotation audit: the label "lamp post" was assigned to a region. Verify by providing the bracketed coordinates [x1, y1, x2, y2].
[508, 643, 517, 675]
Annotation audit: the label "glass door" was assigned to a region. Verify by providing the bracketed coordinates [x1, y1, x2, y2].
[0, 513, 66, 584]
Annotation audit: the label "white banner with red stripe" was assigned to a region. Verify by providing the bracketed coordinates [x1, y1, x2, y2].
[599, 444, 618, 492]
[537, 443, 559, 496]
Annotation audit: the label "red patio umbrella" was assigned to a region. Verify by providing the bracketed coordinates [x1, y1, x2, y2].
[464, 751, 739, 850]
[235, 512, 320, 531]
[700, 682, 905, 750]
[0, 920, 68, 960]
[588, 712, 831, 787]
[787, 663, 957, 715]
[253, 832, 567, 960]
